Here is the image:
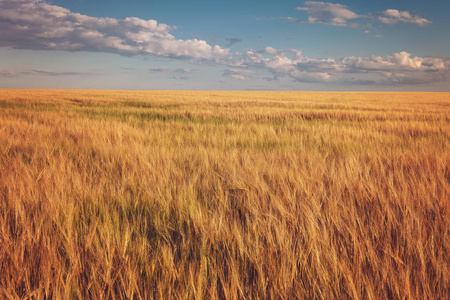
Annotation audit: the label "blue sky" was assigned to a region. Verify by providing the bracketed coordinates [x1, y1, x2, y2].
[1, 0, 449, 91]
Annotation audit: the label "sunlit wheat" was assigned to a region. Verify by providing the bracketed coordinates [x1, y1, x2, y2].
[0, 89, 449, 299]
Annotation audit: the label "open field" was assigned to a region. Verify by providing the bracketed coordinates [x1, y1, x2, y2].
[0, 89, 449, 299]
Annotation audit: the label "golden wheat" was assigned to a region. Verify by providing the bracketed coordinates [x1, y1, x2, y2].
[0, 89, 449, 299]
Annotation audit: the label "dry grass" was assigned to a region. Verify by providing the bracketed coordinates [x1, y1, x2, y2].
[0, 89, 449, 299]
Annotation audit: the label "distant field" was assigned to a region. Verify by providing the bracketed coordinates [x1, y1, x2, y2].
[0, 89, 449, 299]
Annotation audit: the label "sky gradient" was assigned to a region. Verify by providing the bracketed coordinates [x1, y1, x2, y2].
[1, 0, 449, 91]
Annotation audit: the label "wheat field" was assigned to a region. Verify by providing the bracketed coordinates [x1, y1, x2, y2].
[0, 89, 449, 299]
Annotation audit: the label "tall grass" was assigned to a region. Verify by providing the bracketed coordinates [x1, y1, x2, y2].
[0, 89, 449, 299]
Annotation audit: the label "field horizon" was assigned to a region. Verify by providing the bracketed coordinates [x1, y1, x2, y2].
[1, 89, 449, 299]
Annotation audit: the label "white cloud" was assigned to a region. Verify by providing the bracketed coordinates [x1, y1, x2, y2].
[290, 2, 431, 28]
[378, 9, 431, 26]
[263, 47, 286, 56]
[260, 51, 332, 83]
[179, 45, 449, 85]
[223, 68, 254, 80]
[0, 0, 229, 59]
[341, 52, 447, 84]
[0, 0, 445, 87]
[343, 52, 446, 73]
[295, 1, 360, 27]
[233, 48, 449, 85]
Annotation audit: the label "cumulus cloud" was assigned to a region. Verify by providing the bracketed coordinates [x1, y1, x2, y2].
[290, 2, 431, 28]
[263, 56, 331, 83]
[0, 0, 445, 86]
[342, 51, 447, 77]
[223, 68, 253, 80]
[378, 9, 431, 26]
[223, 49, 331, 83]
[342, 51, 447, 84]
[0, 0, 229, 59]
[232, 48, 449, 85]
[295, 1, 360, 27]
[263, 47, 288, 57]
